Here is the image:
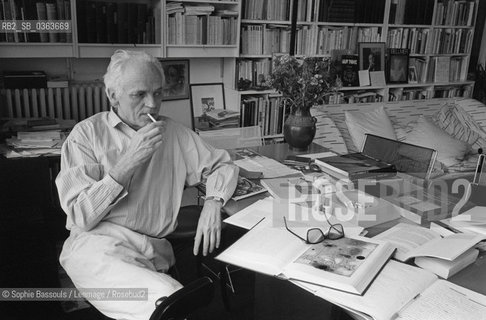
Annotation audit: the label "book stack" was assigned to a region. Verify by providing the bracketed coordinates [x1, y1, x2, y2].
[1, 118, 75, 158]
[204, 109, 240, 128]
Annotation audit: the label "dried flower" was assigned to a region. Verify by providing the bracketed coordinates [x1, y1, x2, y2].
[268, 55, 339, 112]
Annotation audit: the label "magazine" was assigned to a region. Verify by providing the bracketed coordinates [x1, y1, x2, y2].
[199, 175, 267, 201]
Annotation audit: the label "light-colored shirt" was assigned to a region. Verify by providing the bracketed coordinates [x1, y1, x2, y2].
[56, 110, 238, 238]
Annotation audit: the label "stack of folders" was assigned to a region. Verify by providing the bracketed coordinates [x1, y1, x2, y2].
[374, 223, 484, 279]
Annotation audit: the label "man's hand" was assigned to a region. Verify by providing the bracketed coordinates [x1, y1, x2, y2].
[193, 199, 223, 256]
[110, 121, 165, 187]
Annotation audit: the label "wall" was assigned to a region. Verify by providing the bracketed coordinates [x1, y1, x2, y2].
[0, 56, 236, 128]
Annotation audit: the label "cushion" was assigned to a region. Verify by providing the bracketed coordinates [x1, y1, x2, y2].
[344, 106, 397, 151]
[311, 108, 347, 154]
[403, 116, 470, 167]
[432, 102, 484, 150]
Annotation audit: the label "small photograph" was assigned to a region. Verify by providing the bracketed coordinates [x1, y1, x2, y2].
[358, 42, 386, 72]
[408, 66, 418, 84]
[159, 59, 190, 100]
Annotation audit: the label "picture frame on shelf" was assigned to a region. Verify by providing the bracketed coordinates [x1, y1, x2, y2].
[358, 42, 385, 72]
[159, 59, 190, 101]
[387, 48, 410, 84]
[409, 66, 418, 84]
[190, 83, 226, 130]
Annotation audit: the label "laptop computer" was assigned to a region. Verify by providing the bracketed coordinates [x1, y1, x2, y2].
[361, 133, 438, 182]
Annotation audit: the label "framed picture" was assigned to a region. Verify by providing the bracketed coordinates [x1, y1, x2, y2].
[190, 83, 226, 130]
[159, 59, 190, 101]
[408, 66, 418, 84]
[358, 42, 386, 72]
[387, 48, 410, 84]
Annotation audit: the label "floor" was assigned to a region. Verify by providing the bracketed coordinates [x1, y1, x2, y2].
[1, 223, 346, 320]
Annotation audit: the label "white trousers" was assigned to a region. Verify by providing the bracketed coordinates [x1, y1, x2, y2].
[60, 222, 183, 320]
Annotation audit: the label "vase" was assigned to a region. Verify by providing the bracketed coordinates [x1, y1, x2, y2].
[283, 107, 317, 151]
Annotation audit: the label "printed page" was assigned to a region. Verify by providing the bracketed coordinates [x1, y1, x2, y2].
[216, 222, 307, 277]
[396, 280, 486, 320]
[311, 260, 437, 320]
[223, 197, 274, 230]
[373, 223, 440, 261]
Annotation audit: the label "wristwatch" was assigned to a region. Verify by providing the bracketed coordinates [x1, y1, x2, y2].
[205, 196, 224, 205]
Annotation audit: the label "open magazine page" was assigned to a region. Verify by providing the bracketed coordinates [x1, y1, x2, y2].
[309, 260, 437, 320]
[284, 236, 394, 295]
[216, 222, 308, 277]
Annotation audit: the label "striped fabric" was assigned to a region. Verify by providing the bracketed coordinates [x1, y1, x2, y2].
[313, 98, 486, 158]
[432, 102, 481, 146]
[311, 108, 347, 154]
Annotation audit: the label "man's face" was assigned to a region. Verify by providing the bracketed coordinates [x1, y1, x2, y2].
[113, 61, 164, 130]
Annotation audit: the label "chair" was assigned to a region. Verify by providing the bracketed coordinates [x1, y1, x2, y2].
[149, 276, 215, 320]
[166, 205, 204, 277]
[197, 126, 263, 149]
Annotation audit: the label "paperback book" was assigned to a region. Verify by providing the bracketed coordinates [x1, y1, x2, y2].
[216, 222, 395, 295]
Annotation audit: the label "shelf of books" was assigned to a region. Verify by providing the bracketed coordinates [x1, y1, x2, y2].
[290, 0, 478, 104]
[0, 0, 75, 57]
[239, 92, 286, 142]
[0, 0, 240, 58]
[164, 0, 240, 57]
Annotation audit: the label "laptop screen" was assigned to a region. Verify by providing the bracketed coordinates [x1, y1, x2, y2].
[361, 134, 437, 180]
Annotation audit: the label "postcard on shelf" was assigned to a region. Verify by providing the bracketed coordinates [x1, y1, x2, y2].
[358, 70, 370, 86]
[305, 260, 486, 320]
[216, 222, 395, 295]
[369, 71, 386, 86]
[315, 153, 397, 181]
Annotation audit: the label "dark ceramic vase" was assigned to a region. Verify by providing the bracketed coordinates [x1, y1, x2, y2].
[283, 107, 317, 151]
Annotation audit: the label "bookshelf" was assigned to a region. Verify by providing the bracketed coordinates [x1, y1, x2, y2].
[233, 0, 479, 140]
[0, 0, 241, 58]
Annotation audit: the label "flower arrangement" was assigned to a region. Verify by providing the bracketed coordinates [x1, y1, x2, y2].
[268, 54, 339, 112]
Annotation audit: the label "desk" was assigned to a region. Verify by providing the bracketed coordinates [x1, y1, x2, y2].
[221, 143, 486, 319]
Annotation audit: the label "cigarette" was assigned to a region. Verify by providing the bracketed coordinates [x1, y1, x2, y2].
[147, 113, 157, 122]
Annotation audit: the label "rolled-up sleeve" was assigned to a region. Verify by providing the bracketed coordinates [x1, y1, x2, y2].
[56, 136, 126, 231]
[181, 128, 238, 205]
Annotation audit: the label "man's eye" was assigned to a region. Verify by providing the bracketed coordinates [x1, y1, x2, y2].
[130, 92, 145, 98]
[154, 91, 162, 97]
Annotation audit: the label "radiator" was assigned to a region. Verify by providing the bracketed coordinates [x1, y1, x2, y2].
[1, 83, 110, 121]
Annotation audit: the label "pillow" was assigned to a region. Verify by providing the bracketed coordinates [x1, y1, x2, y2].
[311, 108, 348, 154]
[432, 102, 481, 145]
[345, 106, 397, 151]
[403, 116, 470, 167]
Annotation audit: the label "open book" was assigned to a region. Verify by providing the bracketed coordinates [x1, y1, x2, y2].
[373, 223, 484, 278]
[216, 222, 394, 295]
[373, 223, 485, 262]
[299, 260, 486, 320]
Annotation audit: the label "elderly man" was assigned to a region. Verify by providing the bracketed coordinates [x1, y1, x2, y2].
[56, 50, 238, 320]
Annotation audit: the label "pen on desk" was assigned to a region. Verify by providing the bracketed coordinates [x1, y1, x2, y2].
[147, 113, 157, 123]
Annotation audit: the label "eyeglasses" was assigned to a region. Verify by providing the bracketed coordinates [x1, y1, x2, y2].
[283, 216, 344, 244]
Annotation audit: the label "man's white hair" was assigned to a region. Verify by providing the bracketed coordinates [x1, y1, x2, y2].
[103, 50, 164, 99]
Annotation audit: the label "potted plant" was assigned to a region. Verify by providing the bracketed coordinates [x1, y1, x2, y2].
[268, 54, 338, 151]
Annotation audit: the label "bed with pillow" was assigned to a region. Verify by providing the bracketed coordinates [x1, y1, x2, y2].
[312, 98, 486, 185]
